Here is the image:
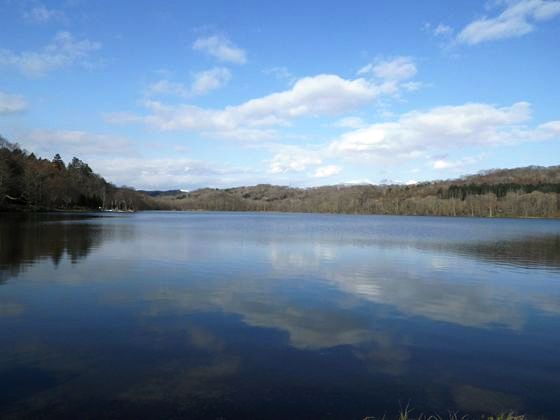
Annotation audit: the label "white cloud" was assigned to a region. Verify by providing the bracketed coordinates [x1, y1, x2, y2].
[103, 111, 141, 125]
[116, 74, 396, 140]
[355, 57, 419, 99]
[23, 4, 65, 23]
[19, 129, 136, 159]
[424, 22, 454, 37]
[269, 146, 322, 174]
[94, 154, 348, 190]
[0, 31, 101, 77]
[147, 80, 190, 97]
[0, 91, 27, 114]
[458, 0, 560, 44]
[192, 35, 247, 64]
[263, 66, 295, 83]
[204, 128, 278, 142]
[329, 101, 560, 163]
[537, 120, 560, 136]
[313, 165, 341, 178]
[358, 56, 417, 81]
[434, 23, 453, 36]
[401, 81, 423, 92]
[431, 155, 485, 171]
[147, 67, 231, 98]
[191, 67, 231, 95]
[432, 159, 455, 170]
[92, 157, 251, 189]
[235, 75, 381, 119]
[344, 179, 374, 185]
[334, 116, 366, 129]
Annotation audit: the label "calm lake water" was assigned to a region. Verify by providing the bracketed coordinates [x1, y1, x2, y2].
[1, 212, 560, 419]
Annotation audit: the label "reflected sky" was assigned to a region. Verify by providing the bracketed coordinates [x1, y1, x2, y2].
[1, 212, 560, 419]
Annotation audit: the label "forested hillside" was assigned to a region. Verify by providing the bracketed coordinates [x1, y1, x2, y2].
[153, 167, 560, 218]
[2, 135, 560, 217]
[0, 136, 157, 211]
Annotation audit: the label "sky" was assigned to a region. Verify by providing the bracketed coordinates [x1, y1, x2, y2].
[1, 0, 560, 190]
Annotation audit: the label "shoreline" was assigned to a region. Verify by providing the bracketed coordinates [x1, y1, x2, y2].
[2, 206, 559, 221]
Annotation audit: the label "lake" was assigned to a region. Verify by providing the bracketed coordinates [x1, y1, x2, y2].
[1, 212, 560, 419]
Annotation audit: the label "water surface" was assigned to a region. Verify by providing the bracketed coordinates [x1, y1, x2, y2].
[1, 212, 560, 419]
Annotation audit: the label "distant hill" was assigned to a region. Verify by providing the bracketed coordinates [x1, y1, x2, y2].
[138, 189, 184, 197]
[462, 165, 560, 184]
[149, 166, 560, 218]
[2, 134, 559, 217]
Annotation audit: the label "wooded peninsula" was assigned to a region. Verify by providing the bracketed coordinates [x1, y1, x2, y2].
[2, 135, 560, 218]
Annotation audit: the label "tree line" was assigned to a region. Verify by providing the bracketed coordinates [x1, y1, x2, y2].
[446, 183, 560, 200]
[0, 136, 157, 211]
[154, 172, 560, 218]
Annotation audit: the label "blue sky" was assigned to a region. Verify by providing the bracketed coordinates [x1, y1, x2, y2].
[1, 0, 559, 190]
